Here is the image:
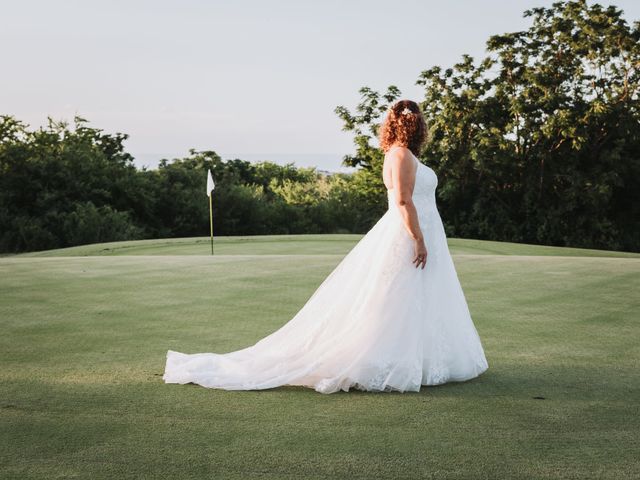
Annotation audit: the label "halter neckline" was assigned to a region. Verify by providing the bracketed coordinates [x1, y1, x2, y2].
[385, 147, 420, 193]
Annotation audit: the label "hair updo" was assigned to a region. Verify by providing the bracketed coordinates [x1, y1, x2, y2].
[378, 99, 428, 157]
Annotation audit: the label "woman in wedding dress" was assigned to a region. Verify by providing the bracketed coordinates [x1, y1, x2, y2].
[163, 99, 489, 394]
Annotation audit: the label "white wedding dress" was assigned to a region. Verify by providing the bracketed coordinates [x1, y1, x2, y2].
[163, 146, 489, 394]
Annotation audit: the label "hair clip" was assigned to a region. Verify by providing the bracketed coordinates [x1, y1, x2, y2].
[401, 107, 413, 115]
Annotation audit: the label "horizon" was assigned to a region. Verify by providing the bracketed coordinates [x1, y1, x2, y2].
[133, 151, 357, 173]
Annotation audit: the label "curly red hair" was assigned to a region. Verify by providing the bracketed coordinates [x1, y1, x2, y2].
[378, 100, 428, 157]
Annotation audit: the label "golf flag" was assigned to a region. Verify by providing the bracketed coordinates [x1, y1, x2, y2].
[207, 169, 215, 255]
[207, 169, 215, 197]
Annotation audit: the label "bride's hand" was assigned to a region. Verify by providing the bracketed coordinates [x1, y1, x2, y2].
[413, 237, 428, 269]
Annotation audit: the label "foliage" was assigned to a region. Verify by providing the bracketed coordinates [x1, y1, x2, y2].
[0, 115, 149, 252]
[334, 0, 640, 251]
[0, 121, 366, 252]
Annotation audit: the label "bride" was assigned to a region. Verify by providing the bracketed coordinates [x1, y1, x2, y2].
[163, 99, 489, 394]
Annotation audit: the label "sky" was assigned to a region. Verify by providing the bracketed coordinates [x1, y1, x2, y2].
[2, 0, 639, 171]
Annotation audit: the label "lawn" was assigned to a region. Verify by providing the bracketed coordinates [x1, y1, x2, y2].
[1, 235, 639, 479]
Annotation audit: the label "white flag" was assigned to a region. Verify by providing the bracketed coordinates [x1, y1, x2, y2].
[206, 169, 215, 197]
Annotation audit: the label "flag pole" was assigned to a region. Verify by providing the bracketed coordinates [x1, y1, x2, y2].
[209, 191, 214, 255]
[206, 168, 215, 255]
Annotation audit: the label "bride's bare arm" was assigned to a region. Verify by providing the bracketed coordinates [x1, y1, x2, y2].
[390, 148, 428, 269]
[390, 149, 423, 242]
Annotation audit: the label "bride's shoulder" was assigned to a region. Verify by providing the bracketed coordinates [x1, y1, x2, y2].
[384, 145, 414, 164]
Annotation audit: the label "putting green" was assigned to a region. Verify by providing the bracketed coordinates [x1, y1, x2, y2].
[8, 234, 640, 258]
[1, 235, 639, 479]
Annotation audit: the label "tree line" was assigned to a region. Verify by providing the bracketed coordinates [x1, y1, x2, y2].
[1, 0, 638, 254]
[0, 115, 380, 253]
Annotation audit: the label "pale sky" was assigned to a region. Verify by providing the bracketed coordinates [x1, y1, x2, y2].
[2, 0, 639, 170]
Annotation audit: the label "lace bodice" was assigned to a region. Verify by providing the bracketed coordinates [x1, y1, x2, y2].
[385, 147, 438, 215]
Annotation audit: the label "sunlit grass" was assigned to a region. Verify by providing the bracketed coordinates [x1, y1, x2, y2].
[1, 235, 639, 478]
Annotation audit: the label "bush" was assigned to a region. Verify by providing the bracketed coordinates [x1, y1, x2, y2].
[60, 201, 145, 247]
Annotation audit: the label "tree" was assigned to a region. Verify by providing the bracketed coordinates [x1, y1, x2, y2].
[334, 86, 403, 226]
[335, 0, 640, 251]
[0, 115, 148, 252]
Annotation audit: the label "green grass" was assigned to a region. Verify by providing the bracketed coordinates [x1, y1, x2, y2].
[1, 235, 639, 479]
[10, 233, 640, 258]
